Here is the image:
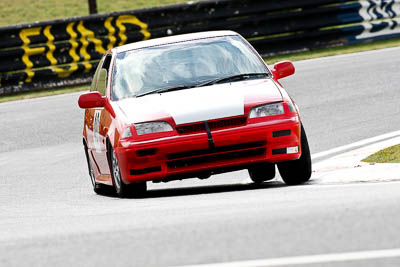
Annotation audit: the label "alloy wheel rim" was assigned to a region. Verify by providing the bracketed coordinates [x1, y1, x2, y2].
[112, 150, 122, 191]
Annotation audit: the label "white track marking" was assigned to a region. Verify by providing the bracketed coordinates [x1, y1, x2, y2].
[312, 130, 400, 160]
[307, 180, 400, 188]
[177, 248, 400, 267]
[241, 131, 400, 185]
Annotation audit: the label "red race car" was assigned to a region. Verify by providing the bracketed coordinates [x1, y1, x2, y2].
[78, 31, 312, 197]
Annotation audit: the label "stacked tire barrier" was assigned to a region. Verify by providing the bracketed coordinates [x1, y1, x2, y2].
[1, 0, 399, 95]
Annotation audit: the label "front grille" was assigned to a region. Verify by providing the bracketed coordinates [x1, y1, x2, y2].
[176, 123, 206, 134]
[167, 148, 266, 169]
[209, 117, 247, 130]
[167, 141, 266, 160]
[176, 116, 247, 134]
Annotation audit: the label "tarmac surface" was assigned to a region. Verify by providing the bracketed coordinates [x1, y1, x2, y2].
[0, 47, 400, 267]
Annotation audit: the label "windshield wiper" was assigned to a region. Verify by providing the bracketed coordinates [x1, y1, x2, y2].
[134, 73, 269, 97]
[135, 85, 193, 97]
[196, 73, 269, 87]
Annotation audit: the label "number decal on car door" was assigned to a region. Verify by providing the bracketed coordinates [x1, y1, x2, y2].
[93, 110, 102, 153]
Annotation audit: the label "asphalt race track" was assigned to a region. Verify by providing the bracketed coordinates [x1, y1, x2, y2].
[1, 47, 400, 267]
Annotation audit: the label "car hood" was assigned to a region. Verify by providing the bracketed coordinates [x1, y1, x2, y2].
[116, 79, 282, 125]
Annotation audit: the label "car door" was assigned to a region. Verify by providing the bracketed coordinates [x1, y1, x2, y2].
[86, 54, 112, 176]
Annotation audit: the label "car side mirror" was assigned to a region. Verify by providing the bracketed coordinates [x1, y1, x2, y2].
[272, 61, 295, 80]
[78, 91, 105, 109]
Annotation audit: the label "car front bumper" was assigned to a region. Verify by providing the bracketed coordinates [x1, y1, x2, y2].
[116, 117, 301, 184]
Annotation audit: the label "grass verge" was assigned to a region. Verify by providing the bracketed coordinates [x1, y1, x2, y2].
[0, 0, 193, 27]
[1, 37, 400, 103]
[264, 37, 400, 64]
[362, 144, 400, 163]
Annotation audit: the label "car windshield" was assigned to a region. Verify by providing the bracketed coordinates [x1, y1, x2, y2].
[111, 35, 269, 100]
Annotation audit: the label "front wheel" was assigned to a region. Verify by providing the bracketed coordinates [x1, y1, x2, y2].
[277, 125, 312, 185]
[248, 162, 275, 183]
[110, 147, 147, 198]
[84, 145, 106, 194]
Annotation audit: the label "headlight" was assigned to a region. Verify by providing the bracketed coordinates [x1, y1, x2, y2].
[135, 121, 173, 135]
[121, 127, 132, 138]
[249, 102, 284, 118]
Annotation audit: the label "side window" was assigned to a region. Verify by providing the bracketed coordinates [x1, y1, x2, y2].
[91, 54, 112, 96]
[90, 57, 105, 92]
[98, 55, 112, 96]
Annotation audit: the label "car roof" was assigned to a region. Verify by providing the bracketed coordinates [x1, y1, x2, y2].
[112, 30, 240, 53]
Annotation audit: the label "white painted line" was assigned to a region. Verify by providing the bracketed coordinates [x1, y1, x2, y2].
[177, 248, 400, 267]
[307, 180, 400, 189]
[312, 130, 400, 160]
[241, 131, 400, 184]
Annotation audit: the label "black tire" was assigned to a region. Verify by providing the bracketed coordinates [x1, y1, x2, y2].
[110, 147, 147, 198]
[277, 125, 312, 185]
[84, 144, 106, 194]
[248, 162, 276, 183]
